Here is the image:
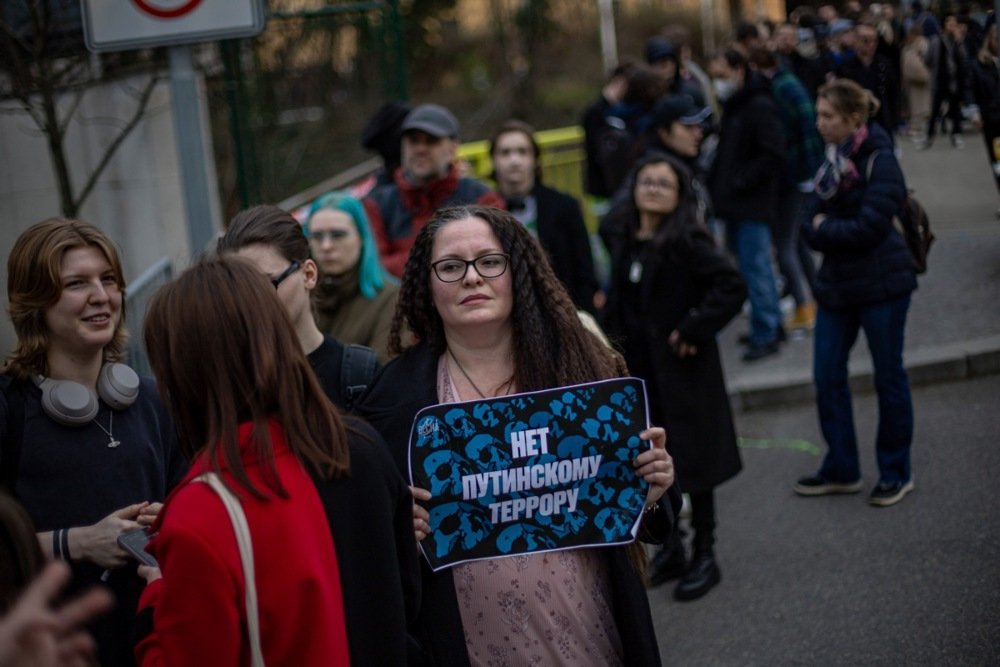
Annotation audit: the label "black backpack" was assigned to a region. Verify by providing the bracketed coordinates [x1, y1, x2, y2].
[595, 117, 636, 198]
[866, 152, 935, 274]
[340, 343, 378, 411]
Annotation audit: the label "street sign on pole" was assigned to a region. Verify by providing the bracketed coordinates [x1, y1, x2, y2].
[81, 0, 266, 52]
[81, 1, 267, 258]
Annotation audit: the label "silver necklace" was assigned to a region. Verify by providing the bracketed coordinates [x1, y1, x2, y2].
[447, 348, 512, 399]
[93, 410, 121, 448]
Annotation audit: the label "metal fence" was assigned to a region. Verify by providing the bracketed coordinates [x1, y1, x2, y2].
[124, 256, 173, 377]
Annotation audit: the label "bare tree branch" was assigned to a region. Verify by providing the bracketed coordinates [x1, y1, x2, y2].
[57, 87, 85, 134]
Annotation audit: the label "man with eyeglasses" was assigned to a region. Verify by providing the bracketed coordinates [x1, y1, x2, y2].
[363, 104, 504, 278]
[836, 21, 902, 142]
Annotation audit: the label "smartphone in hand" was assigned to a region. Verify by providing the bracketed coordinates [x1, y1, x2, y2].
[117, 528, 158, 567]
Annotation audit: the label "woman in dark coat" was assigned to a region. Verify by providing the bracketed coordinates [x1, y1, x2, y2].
[795, 79, 917, 507]
[970, 23, 1000, 197]
[602, 154, 746, 601]
[358, 205, 679, 666]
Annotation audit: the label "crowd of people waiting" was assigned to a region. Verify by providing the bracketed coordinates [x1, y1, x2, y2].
[1, 1, 995, 665]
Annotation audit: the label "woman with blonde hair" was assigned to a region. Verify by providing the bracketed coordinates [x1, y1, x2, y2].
[1, 218, 185, 666]
[794, 79, 917, 507]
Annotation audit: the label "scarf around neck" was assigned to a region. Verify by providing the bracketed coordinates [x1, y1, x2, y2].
[813, 123, 869, 200]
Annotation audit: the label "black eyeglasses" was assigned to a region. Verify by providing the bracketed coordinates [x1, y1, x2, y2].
[309, 229, 350, 243]
[270, 260, 301, 289]
[431, 253, 510, 283]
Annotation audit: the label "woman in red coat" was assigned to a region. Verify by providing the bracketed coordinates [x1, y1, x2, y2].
[133, 257, 358, 666]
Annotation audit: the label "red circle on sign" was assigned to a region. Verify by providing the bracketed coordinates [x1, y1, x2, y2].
[131, 0, 204, 19]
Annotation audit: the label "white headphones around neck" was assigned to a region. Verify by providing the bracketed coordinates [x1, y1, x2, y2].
[33, 363, 140, 426]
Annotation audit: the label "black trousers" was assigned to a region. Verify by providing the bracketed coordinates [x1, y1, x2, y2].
[689, 490, 717, 555]
[927, 87, 964, 139]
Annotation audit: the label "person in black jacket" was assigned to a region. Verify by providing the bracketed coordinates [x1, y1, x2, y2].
[216, 205, 381, 411]
[707, 49, 788, 361]
[970, 21, 1000, 196]
[489, 120, 599, 312]
[358, 205, 678, 667]
[836, 21, 902, 141]
[602, 154, 746, 601]
[795, 79, 917, 507]
[922, 13, 973, 148]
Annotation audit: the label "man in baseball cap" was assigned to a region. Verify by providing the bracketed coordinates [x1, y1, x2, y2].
[364, 103, 503, 277]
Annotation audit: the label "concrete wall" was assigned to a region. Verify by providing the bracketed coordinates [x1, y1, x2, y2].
[0, 70, 221, 359]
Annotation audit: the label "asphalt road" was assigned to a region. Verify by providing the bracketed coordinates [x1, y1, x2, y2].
[649, 374, 1000, 667]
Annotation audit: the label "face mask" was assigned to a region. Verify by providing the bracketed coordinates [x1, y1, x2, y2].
[713, 78, 738, 102]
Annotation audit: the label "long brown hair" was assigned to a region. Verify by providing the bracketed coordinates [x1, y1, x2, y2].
[391, 206, 627, 388]
[5, 218, 128, 380]
[143, 256, 349, 499]
[392, 206, 652, 573]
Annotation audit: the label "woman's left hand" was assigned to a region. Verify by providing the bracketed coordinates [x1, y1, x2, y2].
[137, 565, 162, 585]
[668, 330, 698, 358]
[136, 503, 162, 528]
[634, 427, 674, 505]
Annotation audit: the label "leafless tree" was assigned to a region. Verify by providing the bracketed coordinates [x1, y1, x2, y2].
[0, 0, 160, 217]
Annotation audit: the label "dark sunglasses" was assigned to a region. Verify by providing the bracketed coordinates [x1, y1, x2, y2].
[270, 260, 301, 289]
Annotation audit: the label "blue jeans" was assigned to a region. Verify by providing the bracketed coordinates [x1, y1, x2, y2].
[813, 295, 914, 484]
[775, 189, 816, 306]
[728, 220, 781, 344]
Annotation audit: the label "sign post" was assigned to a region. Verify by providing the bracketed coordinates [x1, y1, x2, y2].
[81, 0, 267, 256]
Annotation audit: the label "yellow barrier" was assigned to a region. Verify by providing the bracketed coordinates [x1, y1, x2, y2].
[457, 126, 600, 233]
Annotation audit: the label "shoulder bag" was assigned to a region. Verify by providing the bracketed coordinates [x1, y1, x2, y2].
[195, 473, 265, 667]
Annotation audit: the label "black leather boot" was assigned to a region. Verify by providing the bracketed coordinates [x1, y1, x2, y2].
[673, 550, 721, 601]
[648, 543, 688, 587]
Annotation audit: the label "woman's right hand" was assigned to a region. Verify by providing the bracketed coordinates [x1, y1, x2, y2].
[71, 502, 147, 568]
[410, 486, 431, 543]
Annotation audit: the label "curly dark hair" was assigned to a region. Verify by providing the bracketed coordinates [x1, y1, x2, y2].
[613, 153, 702, 251]
[389, 206, 626, 389]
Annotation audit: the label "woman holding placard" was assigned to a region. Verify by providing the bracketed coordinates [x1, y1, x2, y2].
[358, 205, 677, 666]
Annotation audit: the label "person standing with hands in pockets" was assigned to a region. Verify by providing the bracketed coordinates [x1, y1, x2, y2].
[602, 154, 746, 600]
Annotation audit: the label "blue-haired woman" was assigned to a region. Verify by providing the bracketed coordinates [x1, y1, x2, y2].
[306, 193, 400, 362]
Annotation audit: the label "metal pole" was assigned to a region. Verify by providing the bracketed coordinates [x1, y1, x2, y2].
[598, 0, 617, 72]
[168, 45, 218, 257]
[701, 0, 716, 57]
[221, 39, 260, 208]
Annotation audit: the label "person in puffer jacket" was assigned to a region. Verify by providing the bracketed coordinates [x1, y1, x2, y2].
[794, 78, 918, 508]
